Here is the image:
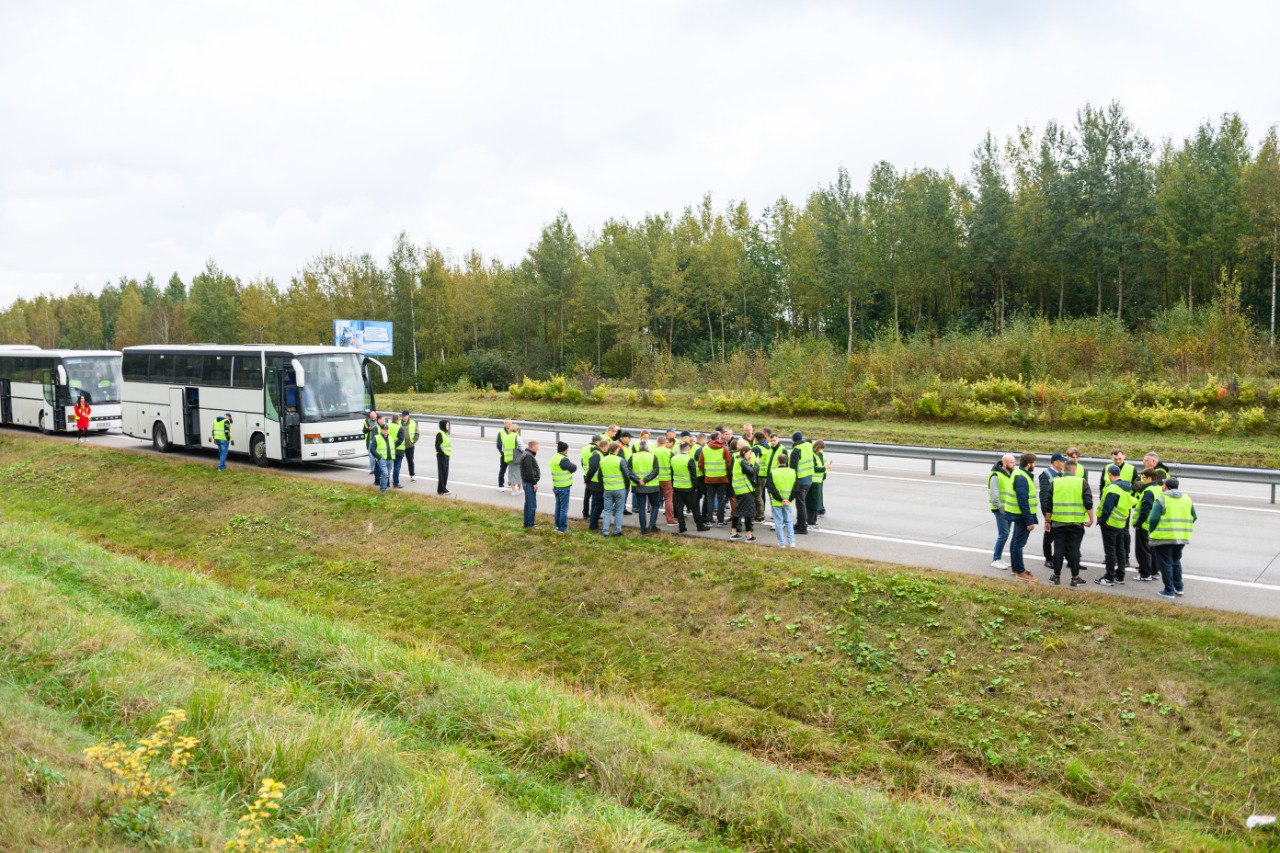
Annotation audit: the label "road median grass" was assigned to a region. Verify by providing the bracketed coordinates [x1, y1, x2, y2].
[383, 390, 1280, 469]
[0, 432, 1277, 848]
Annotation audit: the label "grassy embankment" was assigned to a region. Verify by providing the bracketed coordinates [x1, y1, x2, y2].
[382, 390, 1280, 469]
[0, 432, 1277, 849]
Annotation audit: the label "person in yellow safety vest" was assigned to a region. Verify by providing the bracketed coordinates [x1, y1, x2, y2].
[579, 435, 602, 522]
[387, 415, 406, 489]
[363, 410, 380, 482]
[987, 453, 1016, 569]
[1038, 453, 1067, 570]
[1096, 463, 1135, 586]
[788, 432, 816, 534]
[598, 442, 631, 537]
[617, 432, 634, 515]
[633, 429, 653, 514]
[584, 437, 611, 532]
[1100, 448, 1137, 573]
[629, 439, 661, 533]
[751, 428, 773, 523]
[1066, 447, 1085, 481]
[670, 438, 708, 533]
[1045, 459, 1094, 586]
[1147, 476, 1196, 599]
[496, 419, 519, 491]
[1005, 452, 1038, 582]
[373, 423, 394, 493]
[729, 443, 759, 542]
[399, 410, 419, 483]
[549, 440, 578, 532]
[1131, 468, 1162, 581]
[807, 439, 828, 527]
[435, 419, 452, 495]
[212, 412, 233, 471]
[654, 435, 677, 527]
[766, 449, 797, 548]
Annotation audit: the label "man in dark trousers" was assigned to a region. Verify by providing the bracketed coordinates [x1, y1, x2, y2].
[789, 432, 815, 534]
[670, 437, 709, 533]
[520, 440, 541, 529]
[434, 419, 452, 495]
[1132, 468, 1162, 581]
[580, 435, 602, 521]
[1044, 459, 1093, 586]
[1038, 453, 1066, 568]
[1096, 464, 1134, 586]
[1008, 452, 1038, 582]
[584, 437, 610, 532]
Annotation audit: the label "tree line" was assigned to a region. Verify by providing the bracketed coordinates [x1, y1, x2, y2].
[2, 101, 1278, 389]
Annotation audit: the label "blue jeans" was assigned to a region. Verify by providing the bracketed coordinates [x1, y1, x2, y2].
[216, 440, 230, 470]
[369, 446, 377, 475]
[393, 454, 403, 487]
[523, 482, 538, 527]
[1009, 522, 1031, 573]
[376, 459, 390, 492]
[553, 486, 571, 531]
[992, 510, 1010, 561]
[1154, 543, 1184, 594]
[603, 489, 626, 535]
[635, 491, 660, 532]
[771, 504, 794, 546]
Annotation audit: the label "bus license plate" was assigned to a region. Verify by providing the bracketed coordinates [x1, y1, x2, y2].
[338, 448, 355, 457]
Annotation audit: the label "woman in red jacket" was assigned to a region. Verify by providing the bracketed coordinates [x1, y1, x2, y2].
[74, 395, 91, 443]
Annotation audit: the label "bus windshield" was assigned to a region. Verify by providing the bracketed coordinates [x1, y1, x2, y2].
[295, 353, 371, 422]
[64, 356, 122, 404]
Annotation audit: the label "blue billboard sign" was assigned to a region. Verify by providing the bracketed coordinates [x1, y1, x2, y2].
[334, 320, 393, 356]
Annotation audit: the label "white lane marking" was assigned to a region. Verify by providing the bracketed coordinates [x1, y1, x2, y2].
[315, 460, 1280, 594]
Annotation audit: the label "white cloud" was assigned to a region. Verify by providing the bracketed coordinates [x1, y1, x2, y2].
[1, 0, 1277, 303]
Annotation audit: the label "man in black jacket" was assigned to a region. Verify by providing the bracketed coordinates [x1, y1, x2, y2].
[1039, 453, 1066, 568]
[584, 437, 609, 531]
[520, 441, 541, 529]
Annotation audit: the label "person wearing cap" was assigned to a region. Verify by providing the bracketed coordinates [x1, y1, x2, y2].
[1100, 448, 1137, 572]
[580, 435, 602, 521]
[399, 410, 419, 483]
[213, 412, 233, 471]
[1132, 468, 1162, 581]
[373, 422, 394, 493]
[1147, 475, 1196, 599]
[1006, 452, 1038, 582]
[671, 437, 708, 533]
[519, 440, 541, 529]
[1045, 458, 1094, 586]
[1039, 453, 1066, 568]
[549, 440, 577, 533]
[435, 419, 452, 495]
[1096, 464, 1135, 586]
[654, 435, 678, 527]
[387, 414, 406, 489]
[363, 410, 380, 482]
[752, 429, 774, 524]
[789, 431, 816, 535]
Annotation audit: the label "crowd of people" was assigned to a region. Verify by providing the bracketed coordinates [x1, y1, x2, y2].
[492, 420, 828, 548]
[359, 410, 1198, 600]
[988, 447, 1196, 601]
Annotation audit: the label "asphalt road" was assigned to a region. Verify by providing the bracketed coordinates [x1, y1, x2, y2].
[14, 423, 1280, 619]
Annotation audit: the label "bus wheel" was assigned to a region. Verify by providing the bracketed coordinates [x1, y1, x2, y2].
[153, 422, 171, 452]
[39, 412, 52, 435]
[250, 433, 270, 467]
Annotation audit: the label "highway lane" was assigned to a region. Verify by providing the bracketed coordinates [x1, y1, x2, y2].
[12, 423, 1280, 619]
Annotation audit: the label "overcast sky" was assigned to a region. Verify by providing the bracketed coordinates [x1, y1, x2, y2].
[1, 0, 1277, 304]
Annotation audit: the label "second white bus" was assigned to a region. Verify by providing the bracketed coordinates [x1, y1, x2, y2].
[0, 346, 123, 433]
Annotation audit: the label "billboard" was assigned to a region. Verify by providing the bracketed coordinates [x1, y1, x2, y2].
[334, 320, 393, 356]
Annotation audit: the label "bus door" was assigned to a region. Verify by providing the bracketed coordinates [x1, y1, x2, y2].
[265, 357, 301, 461]
[0, 378, 10, 424]
[169, 386, 202, 446]
[42, 370, 67, 431]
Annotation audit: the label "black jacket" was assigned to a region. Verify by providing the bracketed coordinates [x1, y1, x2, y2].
[520, 452, 540, 484]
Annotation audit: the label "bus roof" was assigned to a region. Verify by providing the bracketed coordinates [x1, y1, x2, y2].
[0, 348, 120, 358]
[122, 344, 364, 356]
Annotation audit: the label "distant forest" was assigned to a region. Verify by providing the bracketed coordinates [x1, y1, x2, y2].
[2, 101, 1278, 388]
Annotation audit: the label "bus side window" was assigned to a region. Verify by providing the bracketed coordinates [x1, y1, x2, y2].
[264, 358, 284, 422]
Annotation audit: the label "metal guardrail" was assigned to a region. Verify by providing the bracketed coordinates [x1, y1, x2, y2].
[383, 411, 1280, 503]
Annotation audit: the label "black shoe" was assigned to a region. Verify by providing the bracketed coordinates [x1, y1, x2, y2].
[1070, 577, 1086, 587]
[1135, 575, 1155, 582]
[1114, 578, 1125, 585]
[729, 532, 741, 540]
[1095, 578, 1114, 587]
[678, 527, 687, 534]
[795, 529, 808, 535]
[695, 526, 711, 532]
[1049, 575, 1060, 585]
[623, 510, 633, 516]
[745, 535, 756, 542]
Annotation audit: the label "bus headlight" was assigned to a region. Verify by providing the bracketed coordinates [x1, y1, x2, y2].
[304, 434, 322, 444]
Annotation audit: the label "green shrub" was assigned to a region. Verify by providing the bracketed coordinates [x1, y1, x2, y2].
[1237, 407, 1268, 433]
[509, 375, 582, 403]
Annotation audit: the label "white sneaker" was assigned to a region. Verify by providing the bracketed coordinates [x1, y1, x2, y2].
[410, 475, 416, 482]
[991, 560, 1009, 570]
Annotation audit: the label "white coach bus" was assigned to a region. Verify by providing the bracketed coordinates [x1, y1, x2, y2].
[121, 345, 388, 465]
[0, 346, 123, 433]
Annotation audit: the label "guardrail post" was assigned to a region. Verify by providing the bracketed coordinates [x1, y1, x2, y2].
[930, 459, 936, 476]
[480, 425, 485, 438]
[1273, 483, 1276, 505]
[863, 454, 868, 471]
[556, 430, 561, 445]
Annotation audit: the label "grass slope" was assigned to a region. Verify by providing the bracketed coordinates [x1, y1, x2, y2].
[384, 391, 1280, 469]
[0, 432, 1276, 849]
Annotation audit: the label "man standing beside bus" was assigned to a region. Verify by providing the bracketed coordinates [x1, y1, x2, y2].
[213, 412, 233, 471]
[400, 410, 418, 482]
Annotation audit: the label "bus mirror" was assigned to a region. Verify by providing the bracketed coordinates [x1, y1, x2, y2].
[56, 365, 68, 386]
[365, 357, 388, 384]
[290, 358, 306, 388]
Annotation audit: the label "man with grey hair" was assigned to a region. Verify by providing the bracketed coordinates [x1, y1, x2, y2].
[988, 453, 1017, 569]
